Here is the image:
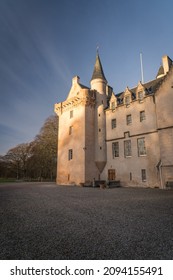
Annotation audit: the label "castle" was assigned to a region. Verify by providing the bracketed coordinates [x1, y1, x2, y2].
[54, 52, 173, 188]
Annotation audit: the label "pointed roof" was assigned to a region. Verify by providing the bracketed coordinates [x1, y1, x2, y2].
[91, 53, 107, 81]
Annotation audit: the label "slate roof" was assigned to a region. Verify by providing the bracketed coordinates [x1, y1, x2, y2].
[91, 53, 107, 81]
[79, 83, 90, 89]
[116, 76, 166, 105]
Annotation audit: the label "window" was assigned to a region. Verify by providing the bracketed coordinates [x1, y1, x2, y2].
[138, 91, 144, 102]
[141, 169, 146, 181]
[124, 140, 132, 157]
[69, 126, 73, 135]
[126, 114, 132, 125]
[70, 110, 73, 118]
[111, 101, 115, 110]
[124, 131, 130, 138]
[112, 142, 119, 158]
[125, 95, 130, 106]
[140, 111, 146, 122]
[137, 138, 146, 156]
[111, 119, 116, 129]
[68, 149, 73, 160]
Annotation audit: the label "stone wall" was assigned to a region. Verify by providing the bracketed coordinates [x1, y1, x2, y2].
[104, 95, 161, 187]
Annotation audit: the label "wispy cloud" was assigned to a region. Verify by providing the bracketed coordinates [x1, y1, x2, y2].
[0, 123, 30, 155]
[0, 0, 173, 155]
[0, 1, 73, 154]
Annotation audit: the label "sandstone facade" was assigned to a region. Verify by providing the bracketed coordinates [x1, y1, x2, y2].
[54, 53, 173, 188]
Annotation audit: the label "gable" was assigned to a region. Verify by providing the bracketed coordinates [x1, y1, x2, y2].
[67, 76, 89, 100]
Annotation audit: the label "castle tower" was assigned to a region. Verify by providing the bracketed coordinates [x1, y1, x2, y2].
[54, 75, 98, 185]
[90, 52, 107, 177]
[54, 52, 108, 185]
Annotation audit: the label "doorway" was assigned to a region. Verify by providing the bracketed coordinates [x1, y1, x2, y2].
[108, 169, 116, 181]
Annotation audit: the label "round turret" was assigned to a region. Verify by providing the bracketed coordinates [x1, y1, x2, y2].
[90, 52, 108, 176]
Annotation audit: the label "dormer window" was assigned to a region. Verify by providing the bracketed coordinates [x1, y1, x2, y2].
[137, 82, 146, 102]
[123, 87, 132, 107]
[111, 101, 115, 110]
[138, 91, 144, 102]
[125, 95, 130, 106]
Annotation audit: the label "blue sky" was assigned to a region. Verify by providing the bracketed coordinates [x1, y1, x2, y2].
[0, 0, 173, 155]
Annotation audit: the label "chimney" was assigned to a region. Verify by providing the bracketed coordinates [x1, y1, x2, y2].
[162, 55, 172, 74]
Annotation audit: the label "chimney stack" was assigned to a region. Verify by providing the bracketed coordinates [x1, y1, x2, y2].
[162, 55, 172, 74]
[72, 76, 80, 85]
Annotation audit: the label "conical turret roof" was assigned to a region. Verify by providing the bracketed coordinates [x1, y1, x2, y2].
[91, 53, 107, 81]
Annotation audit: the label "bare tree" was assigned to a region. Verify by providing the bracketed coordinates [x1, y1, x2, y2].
[28, 115, 58, 180]
[4, 143, 31, 179]
[0, 115, 58, 181]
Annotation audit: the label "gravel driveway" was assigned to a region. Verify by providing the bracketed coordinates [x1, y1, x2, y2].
[0, 182, 173, 260]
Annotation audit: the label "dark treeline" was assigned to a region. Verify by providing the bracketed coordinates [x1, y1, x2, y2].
[0, 115, 58, 181]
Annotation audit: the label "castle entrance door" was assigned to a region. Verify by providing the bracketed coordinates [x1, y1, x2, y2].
[108, 169, 116, 181]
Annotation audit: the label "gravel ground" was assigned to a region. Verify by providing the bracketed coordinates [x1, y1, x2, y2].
[0, 182, 173, 260]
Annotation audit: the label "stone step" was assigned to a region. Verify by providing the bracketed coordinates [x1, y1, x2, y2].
[107, 180, 121, 188]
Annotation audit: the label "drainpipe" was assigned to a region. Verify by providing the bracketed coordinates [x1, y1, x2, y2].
[157, 160, 164, 189]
